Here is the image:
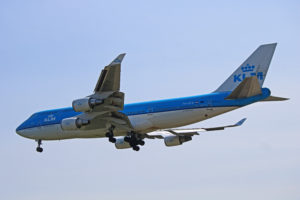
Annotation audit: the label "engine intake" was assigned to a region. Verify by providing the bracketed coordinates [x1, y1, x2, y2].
[115, 137, 131, 149]
[164, 135, 192, 147]
[72, 97, 103, 112]
[61, 117, 90, 131]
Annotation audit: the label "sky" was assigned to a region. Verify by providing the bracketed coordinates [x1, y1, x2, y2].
[1, 0, 300, 199]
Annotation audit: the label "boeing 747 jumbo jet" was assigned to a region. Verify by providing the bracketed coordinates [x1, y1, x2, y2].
[16, 43, 288, 152]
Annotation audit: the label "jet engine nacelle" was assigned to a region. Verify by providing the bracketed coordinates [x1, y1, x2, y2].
[61, 117, 90, 131]
[72, 97, 103, 112]
[164, 135, 192, 147]
[115, 137, 131, 149]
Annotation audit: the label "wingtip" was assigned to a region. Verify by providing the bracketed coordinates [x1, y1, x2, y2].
[118, 53, 126, 59]
[236, 118, 247, 126]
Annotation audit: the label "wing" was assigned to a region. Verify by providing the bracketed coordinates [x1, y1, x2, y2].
[67, 54, 133, 132]
[145, 118, 247, 139]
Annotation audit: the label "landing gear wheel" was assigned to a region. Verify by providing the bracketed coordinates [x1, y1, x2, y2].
[124, 136, 130, 142]
[132, 145, 140, 151]
[36, 147, 43, 153]
[138, 140, 145, 146]
[106, 126, 116, 143]
[109, 137, 116, 143]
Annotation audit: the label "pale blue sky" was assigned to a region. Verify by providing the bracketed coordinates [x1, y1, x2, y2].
[1, 0, 300, 200]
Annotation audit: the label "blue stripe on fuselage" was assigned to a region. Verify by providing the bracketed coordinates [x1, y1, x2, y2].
[16, 88, 271, 131]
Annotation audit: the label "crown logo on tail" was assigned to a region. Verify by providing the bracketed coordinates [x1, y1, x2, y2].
[241, 64, 255, 72]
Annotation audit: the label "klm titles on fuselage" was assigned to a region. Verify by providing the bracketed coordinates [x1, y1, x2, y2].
[44, 114, 56, 122]
[234, 64, 263, 82]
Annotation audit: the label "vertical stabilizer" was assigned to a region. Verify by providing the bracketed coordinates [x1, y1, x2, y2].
[215, 43, 277, 92]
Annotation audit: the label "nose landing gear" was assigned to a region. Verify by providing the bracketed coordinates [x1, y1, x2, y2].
[36, 139, 43, 153]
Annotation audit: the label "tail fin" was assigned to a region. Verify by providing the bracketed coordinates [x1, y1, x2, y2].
[215, 43, 277, 92]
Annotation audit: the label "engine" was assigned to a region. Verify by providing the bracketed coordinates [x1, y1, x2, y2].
[61, 117, 90, 131]
[72, 97, 103, 112]
[115, 137, 131, 149]
[164, 135, 192, 147]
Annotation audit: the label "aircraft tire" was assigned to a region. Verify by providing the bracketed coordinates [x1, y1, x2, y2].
[36, 147, 43, 153]
[109, 137, 116, 143]
[132, 146, 140, 151]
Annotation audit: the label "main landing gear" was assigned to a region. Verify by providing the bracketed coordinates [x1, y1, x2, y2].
[124, 132, 145, 151]
[105, 125, 116, 143]
[36, 139, 43, 153]
[106, 126, 145, 151]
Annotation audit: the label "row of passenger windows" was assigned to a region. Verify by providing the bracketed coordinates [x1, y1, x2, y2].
[126, 100, 207, 115]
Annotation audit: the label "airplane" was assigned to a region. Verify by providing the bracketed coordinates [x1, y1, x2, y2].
[16, 43, 288, 152]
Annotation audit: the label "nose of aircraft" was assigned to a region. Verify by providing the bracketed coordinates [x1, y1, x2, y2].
[16, 116, 37, 139]
[16, 122, 30, 138]
[16, 125, 37, 139]
[16, 126, 25, 137]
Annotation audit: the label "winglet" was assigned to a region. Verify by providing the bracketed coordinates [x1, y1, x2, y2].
[235, 118, 247, 126]
[204, 118, 247, 131]
[109, 53, 126, 65]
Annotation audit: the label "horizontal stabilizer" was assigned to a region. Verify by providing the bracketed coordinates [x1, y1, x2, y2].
[260, 96, 289, 101]
[225, 76, 262, 99]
